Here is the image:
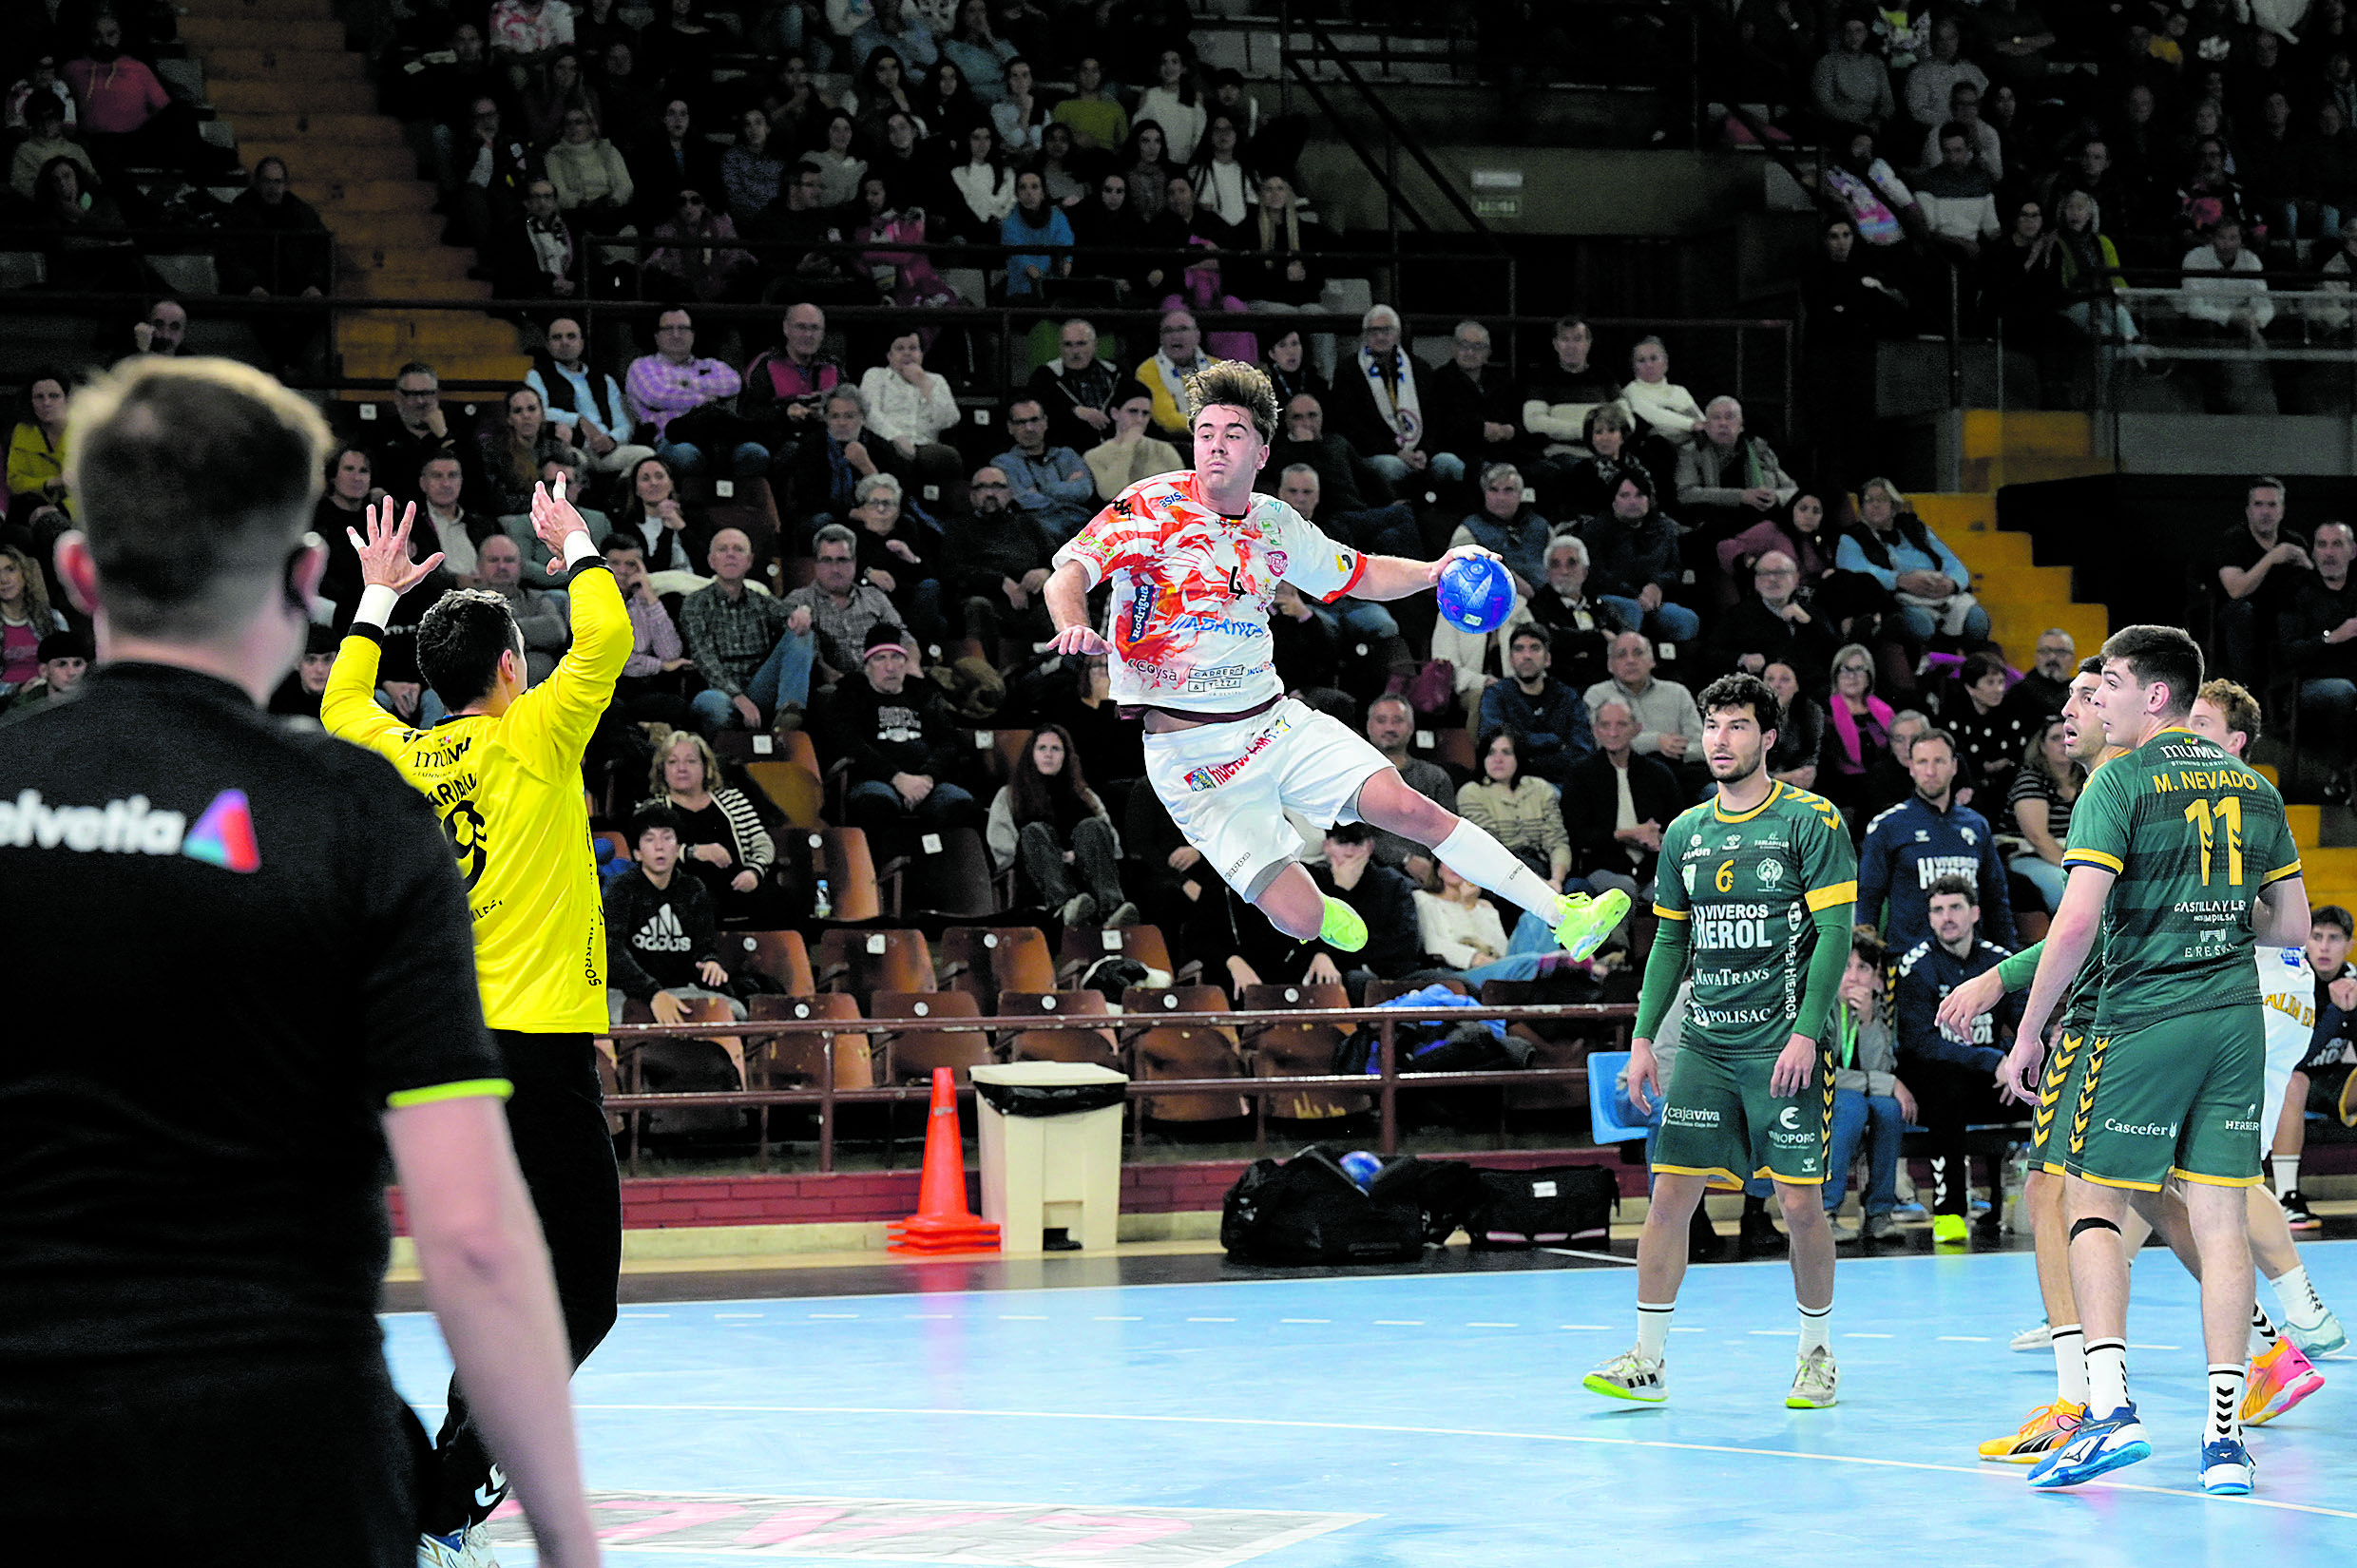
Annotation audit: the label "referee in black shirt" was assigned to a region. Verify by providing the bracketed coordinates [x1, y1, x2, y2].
[0, 358, 598, 1568]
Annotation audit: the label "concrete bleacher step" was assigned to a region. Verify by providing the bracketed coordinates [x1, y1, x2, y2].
[200, 48, 370, 84]
[206, 79, 331, 114]
[292, 180, 438, 216]
[1962, 454, 2112, 491]
[1925, 499, 2111, 659]
[1963, 409, 2095, 459]
[182, 0, 343, 18]
[222, 112, 409, 145]
[2289, 804, 2322, 847]
[177, 15, 347, 51]
[236, 139, 415, 182]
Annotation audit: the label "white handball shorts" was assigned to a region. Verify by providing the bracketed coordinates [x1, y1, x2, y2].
[1142, 698, 1395, 898]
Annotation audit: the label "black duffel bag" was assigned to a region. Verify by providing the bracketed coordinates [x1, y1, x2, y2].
[1220, 1145, 1426, 1265]
[1464, 1164, 1620, 1248]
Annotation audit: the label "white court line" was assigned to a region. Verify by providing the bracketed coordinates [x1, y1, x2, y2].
[1372, 1320, 1425, 1327]
[564, 1403, 2357, 1520]
[1559, 1324, 1613, 1330]
[1937, 1336, 1990, 1342]
[1747, 1329, 1790, 1336]
[1280, 1318, 1332, 1324]
[1187, 1316, 1237, 1323]
[1845, 1332, 1894, 1339]
[713, 1313, 763, 1319]
[1541, 1248, 1639, 1266]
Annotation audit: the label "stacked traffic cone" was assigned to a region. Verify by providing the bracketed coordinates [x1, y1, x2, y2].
[887, 1067, 1001, 1253]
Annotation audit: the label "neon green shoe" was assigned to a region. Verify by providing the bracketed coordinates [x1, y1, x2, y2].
[1932, 1214, 1968, 1247]
[1319, 895, 1369, 953]
[1551, 889, 1631, 960]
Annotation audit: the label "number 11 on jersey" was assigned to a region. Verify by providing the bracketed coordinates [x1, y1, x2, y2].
[2183, 794, 2244, 888]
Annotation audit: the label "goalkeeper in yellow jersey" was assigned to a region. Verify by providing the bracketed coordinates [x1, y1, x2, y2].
[325, 480, 630, 1565]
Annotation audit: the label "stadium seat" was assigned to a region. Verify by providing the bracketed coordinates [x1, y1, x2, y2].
[937, 926, 1056, 1001]
[1126, 986, 1249, 1121]
[593, 830, 629, 862]
[814, 927, 935, 997]
[870, 989, 993, 1083]
[1362, 976, 1472, 1005]
[1240, 983, 1366, 1119]
[747, 992, 871, 1090]
[1479, 979, 1595, 1110]
[729, 929, 814, 995]
[881, 826, 1004, 919]
[1059, 923, 1180, 984]
[989, 727, 1034, 786]
[745, 757, 824, 829]
[613, 994, 749, 1085]
[995, 989, 1121, 1067]
[1586, 1051, 1652, 1143]
[801, 828, 882, 922]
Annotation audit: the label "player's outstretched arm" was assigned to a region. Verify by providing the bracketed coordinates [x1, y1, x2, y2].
[323, 497, 445, 754]
[1348, 544, 1504, 603]
[2006, 864, 2114, 1100]
[2258, 874, 2311, 947]
[1044, 561, 1109, 655]
[387, 1096, 600, 1568]
[508, 479, 632, 774]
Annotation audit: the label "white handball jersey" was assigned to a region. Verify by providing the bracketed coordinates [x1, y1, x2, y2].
[1052, 468, 1368, 714]
[2257, 945, 2318, 1073]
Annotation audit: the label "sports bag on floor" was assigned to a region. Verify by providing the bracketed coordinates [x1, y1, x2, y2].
[1220, 1145, 1426, 1264]
[1464, 1164, 1619, 1248]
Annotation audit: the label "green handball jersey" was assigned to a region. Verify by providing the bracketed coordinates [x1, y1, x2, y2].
[1644, 783, 1860, 1056]
[2060, 727, 2301, 1033]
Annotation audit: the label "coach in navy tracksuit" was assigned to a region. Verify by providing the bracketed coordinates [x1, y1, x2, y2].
[1856, 726, 2018, 954]
[1892, 871, 2020, 1240]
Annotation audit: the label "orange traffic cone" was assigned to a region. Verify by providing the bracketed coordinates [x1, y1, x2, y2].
[887, 1067, 1001, 1253]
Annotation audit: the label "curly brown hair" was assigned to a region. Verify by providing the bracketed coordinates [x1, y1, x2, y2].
[1183, 358, 1278, 443]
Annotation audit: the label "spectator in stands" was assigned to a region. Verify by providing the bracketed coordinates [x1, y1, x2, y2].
[1186, 112, 1255, 229]
[2278, 517, 2357, 796]
[1477, 621, 1596, 787]
[1905, 14, 1986, 129]
[1132, 308, 1205, 452]
[857, 329, 959, 471]
[481, 385, 584, 519]
[741, 303, 845, 465]
[1257, 392, 1389, 516]
[750, 163, 868, 302]
[1914, 124, 2002, 268]
[1267, 468, 1415, 617]
[1853, 703, 1927, 824]
[1563, 694, 1679, 906]
[606, 454, 703, 573]
[527, 317, 652, 483]
[372, 361, 480, 511]
[1521, 314, 1620, 483]
[1763, 658, 1823, 787]
[543, 108, 635, 233]
[1823, 927, 1911, 1241]
[7, 370, 69, 517]
[641, 0, 726, 93]
[820, 621, 982, 839]
[1923, 82, 2003, 182]
[410, 452, 489, 588]
[1557, 404, 1648, 523]
[1422, 321, 1521, 486]
[1068, 168, 1146, 296]
[30, 156, 138, 294]
[1577, 469, 1698, 642]
[2180, 214, 2280, 415]
[1457, 727, 1571, 888]
[2214, 476, 2309, 688]
[1892, 872, 2019, 1243]
[938, 464, 1050, 643]
[990, 396, 1094, 542]
[681, 526, 795, 731]
[1813, 126, 1928, 271]
[9, 88, 92, 203]
[632, 98, 726, 227]
[866, 111, 934, 207]
[1052, 54, 1127, 153]
[1237, 175, 1324, 316]
[1259, 327, 1325, 411]
[941, 2, 1015, 105]
[445, 95, 538, 247]
[1715, 491, 1847, 625]
[1136, 45, 1205, 163]
[2055, 190, 2140, 369]
[1027, 319, 1121, 456]
[311, 444, 379, 626]
[719, 105, 787, 224]
[850, 0, 938, 79]
[835, 69, 902, 169]
[1811, 11, 1895, 133]
[783, 520, 908, 695]
[1410, 863, 1562, 986]
[1122, 120, 1180, 222]
[1857, 728, 2017, 950]
[1836, 476, 1987, 645]
[846, 470, 940, 633]
[64, 12, 193, 186]
[2004, 712, 2079, 915]
[0, 542, 66, 698]
[627, 306, 770, 479]
[522, 48, 602, 152]
[1448, 463, 1549, 597]
[1356, 692, 1454, 883]
[642, 727, 781, 924]
[1525, 533, 1623, 692]
[945, 122, 1015, 243]
[1617, 335, 1707, 455]
[643, 187, 759, 303]
[1085, 382, 1183, 500]
[1674, 395, 1797, 546]
[1583, 630, 1704, 776]
[488, 0, 577, 92]
[778, 384, 902, 534]
[1001, 170, 1074, 298]
[1716, 549, 1837, 680]
[125, 296, 186, 360]
[2, 627, 86, 717]
[987, 724, 1135, 926]
[1329, 304, 1442, 488]
[495, 177, 589, 300]
[604, 803, 745, 1027]
[2174, 136, 2262, 254]
[602, 533, 697, 724]
[1141, 174, 1223, 289]
[477, 530, 571, 685]
[985, 57, 1045, 156]
[263, 624, 337, 722]
[2002, 627, 2075, 717]
[1938, 649, 2030, 804]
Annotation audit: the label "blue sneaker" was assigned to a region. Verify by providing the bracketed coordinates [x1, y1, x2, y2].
[2027, 1403, 2151, 1489]
[2200, 1437, 2255, 1495]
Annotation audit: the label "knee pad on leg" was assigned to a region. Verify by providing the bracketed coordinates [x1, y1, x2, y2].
[2069, 1216, 2122, 1244]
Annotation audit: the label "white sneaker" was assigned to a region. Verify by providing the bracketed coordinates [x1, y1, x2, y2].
[461, 1523, 501, 1568]
[1582, 1347, 1668, 1404]
[2010, 1317, 2052, 1352]
[1786, 1345, 1839, 1408]
[417, 1525, 500, 1568]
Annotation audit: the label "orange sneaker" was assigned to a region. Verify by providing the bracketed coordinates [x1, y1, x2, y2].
[2242, 1338, 2326, 1426]
[1978, 1400, 2086, 1463]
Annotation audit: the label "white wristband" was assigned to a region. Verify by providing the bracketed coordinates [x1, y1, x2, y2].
[355, 583, 400, 629]
[561, 530, 600, 568]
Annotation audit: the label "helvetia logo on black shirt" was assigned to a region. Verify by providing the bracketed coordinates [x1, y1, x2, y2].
[0, 788, 260, 872]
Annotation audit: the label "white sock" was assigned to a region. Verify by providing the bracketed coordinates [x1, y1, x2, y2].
[1637, 1300, 1675, 1360]
[1433, 818, 1560, 921]
[2208, 1365, 2245, 1444]
[1798, 1299, 1831, 1355]
[2085, 1338, 2129, 1415]
[2271, 1153, 2299, 1195]
[2269, 1264, 2328, 1329]
[2051, 1324, 2087, 1406]
[2250, 1303, 2280, 1360]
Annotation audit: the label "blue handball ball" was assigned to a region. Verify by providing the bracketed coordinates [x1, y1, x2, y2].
[1338, 1150, 1383, 1192]
[1436, 554, 1515, 635]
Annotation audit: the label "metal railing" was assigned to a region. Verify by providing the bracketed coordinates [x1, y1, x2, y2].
[602, 1001, 1638, 1179]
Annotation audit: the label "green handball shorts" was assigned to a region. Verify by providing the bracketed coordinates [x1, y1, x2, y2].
[1650, 1042, 1835, 1191]
[2056, 1007, 2267, 1193]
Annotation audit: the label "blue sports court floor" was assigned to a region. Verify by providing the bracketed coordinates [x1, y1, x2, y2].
[384, 1241, 2357, 1567]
